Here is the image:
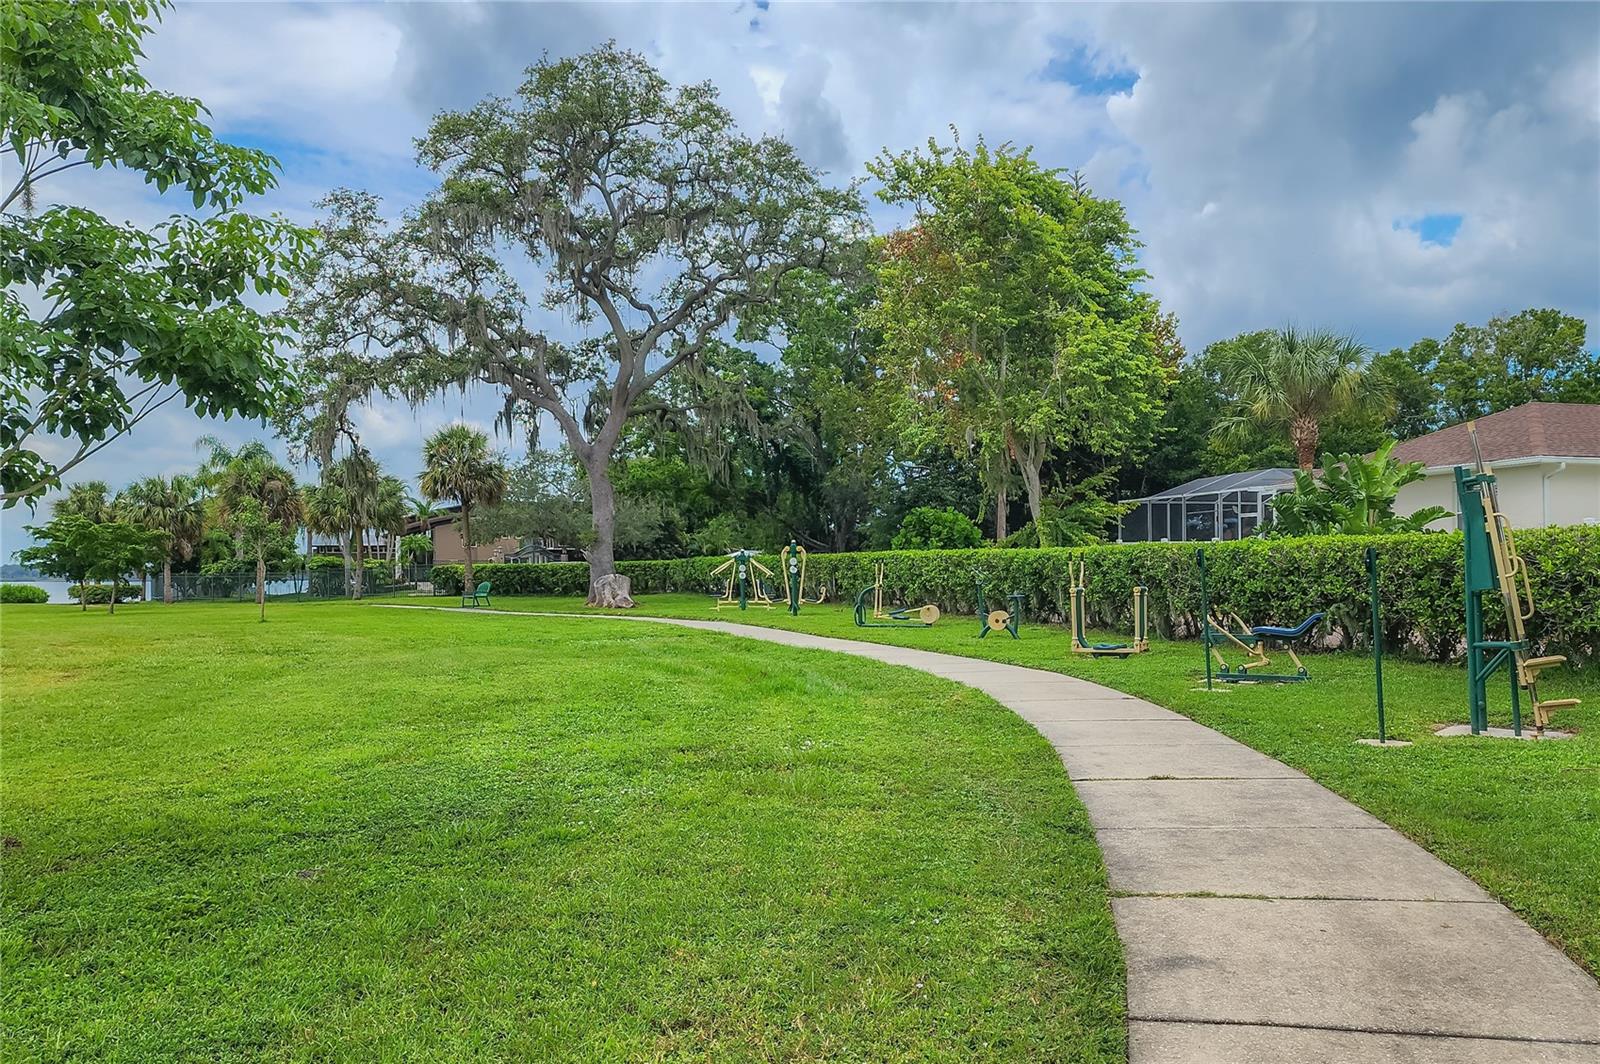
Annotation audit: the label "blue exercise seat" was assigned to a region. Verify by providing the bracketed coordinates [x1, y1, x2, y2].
[1250, 612, 1325, 640]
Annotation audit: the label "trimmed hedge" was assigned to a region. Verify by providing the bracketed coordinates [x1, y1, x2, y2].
[68, 582, 143, 605]
[432, 526, 1600, 663]
[0, 584, 50, 604]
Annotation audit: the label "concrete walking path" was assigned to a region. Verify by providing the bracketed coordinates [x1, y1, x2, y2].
[377, 606, 1600, 1062]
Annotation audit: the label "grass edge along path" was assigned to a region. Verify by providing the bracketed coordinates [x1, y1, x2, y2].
[0, 601, 1127, 1062]
[472, 592, 1600, 978]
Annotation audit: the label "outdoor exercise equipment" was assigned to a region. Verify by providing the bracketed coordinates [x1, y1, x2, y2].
[1193, 553, 1320, 683]
[1457, 423, 1580, 737]
[1202, 610, 1323, 682]
[779, 539, 827, 615]
[975, 582, 1023, 639]
[711, 549, 774, 610]
[1366, 546, 1388, 743]
[1067, 561, 1148, 657]
[854, 563, 940, 628]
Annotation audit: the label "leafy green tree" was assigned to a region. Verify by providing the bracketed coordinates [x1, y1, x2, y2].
[1267, 440, 1451, 536]
[83, 520, 165, 615]
[1375, 310, 1597, 432]
[397, 533, 433, 568]
[17, 514, 98, 611]
[1368, 338, 1443, 441]
[869, 136, 1166, 546]
[420, 425, 506, 593]
[117, 474, 202, 603]
[291, 44, 864, 605]
[1, 0, 313, 505]
[890, 507, 982, 550]
[51, 480, 113, 522]
[1213, 326, 1383, 469]
[215, 450, 303, 615]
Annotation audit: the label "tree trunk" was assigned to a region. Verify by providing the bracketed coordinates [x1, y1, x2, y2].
[79, 570, 86, 611]
[1291, 415, 1320, 470]
[584, 459, 634, 607]
[256, 555, 266, 621]
[353, 529, 364, 601]
[163, 558, 173, 605]
[1018, 458, 1048, 547]
[461, 503, 474, 593]
[339, 538, 352, 597]
[108, 579, 116, 615]
[994, 486, 1008, 543]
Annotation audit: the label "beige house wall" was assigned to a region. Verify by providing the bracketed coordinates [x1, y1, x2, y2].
[1397, 461, 1600, 531]
[430, 521, 522, 564]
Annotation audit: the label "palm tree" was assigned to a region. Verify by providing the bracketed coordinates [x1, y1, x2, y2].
[419, 425, 507, 592]
[1213, 327, 1381, 470]
[117, 475, 203, 604]
[301, 481, 353, 592]
[215, 451, 303, 614]
[371, 476, 411, 583]
[52, 480, 113, 522]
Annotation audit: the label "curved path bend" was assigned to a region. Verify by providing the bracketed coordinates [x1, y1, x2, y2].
[379, 606, 1600, 1063]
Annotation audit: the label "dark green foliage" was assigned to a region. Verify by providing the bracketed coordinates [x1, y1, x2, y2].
[1, 0, 314, 505]
[0, 583, 49, 603]
[891, 507, 982, 550]
[67, 582, 142, 604]
[1267, 440, 1452, 536]
[433, 525, 1599, 663]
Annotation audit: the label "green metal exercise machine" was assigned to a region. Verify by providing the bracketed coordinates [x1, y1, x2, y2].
[1194, 552, 1322, 683]
[975, 582, 1023, 639]
[1067, 561, 1148, 657]
[854, 563, 940, 628]
[1457, 424, 1580, 737]
[711, 549, 774, 610]
[779, 539, 826, 615]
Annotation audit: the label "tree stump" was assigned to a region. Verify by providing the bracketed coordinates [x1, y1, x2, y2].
[588, 573, 636, 609]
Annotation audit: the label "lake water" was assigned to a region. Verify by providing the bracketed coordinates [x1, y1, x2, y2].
[2, 577, 333, 604]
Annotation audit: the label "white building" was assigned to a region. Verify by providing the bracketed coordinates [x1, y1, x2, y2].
[1391, 402, 1600, 530]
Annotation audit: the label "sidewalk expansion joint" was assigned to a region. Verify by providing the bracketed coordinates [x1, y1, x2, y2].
[1130, 1015, 1600, 1048]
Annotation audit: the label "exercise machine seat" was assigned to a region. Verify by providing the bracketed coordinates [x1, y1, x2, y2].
[1250, 612, 1324, 640]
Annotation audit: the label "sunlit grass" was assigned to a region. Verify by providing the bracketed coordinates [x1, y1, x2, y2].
[0, 601, 1125, 1061]
[482, 591, 1600, 976]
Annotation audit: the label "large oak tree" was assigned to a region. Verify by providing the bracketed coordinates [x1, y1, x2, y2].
[292, 44, 863, 605]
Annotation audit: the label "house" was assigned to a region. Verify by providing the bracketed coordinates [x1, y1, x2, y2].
[404, 507, 583, 566]
[1390, 402, 1600, 530]
[405, 507, 522, 567]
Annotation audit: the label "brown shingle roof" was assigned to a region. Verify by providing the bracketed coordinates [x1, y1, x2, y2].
[1390, 402, 1600, 468]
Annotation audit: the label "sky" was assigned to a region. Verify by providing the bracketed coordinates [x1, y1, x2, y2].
[7, 0, 1599, 554]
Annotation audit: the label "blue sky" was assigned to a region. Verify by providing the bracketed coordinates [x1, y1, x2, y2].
[6, 1, 1598, 553]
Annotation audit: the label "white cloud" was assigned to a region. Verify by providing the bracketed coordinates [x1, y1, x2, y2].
[10, 0, 1597, 550]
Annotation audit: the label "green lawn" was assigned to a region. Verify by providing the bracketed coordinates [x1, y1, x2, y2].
[479, 592, 1600, 977]
[0, 601, 1125, 1062]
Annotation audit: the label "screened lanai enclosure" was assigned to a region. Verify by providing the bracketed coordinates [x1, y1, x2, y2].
[1117, 469, 1298, 542]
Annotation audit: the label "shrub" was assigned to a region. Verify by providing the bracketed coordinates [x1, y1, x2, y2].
[67, 582, 143, 604]
[891, 507, 982, 550]
[433, 525, 1600, 664]
[0, 584, 50, 604]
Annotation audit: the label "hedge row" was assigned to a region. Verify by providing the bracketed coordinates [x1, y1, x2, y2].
[0, 584, 50, 604]
[432, 525, 1600, 663]
[67, 582, 143, 604]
